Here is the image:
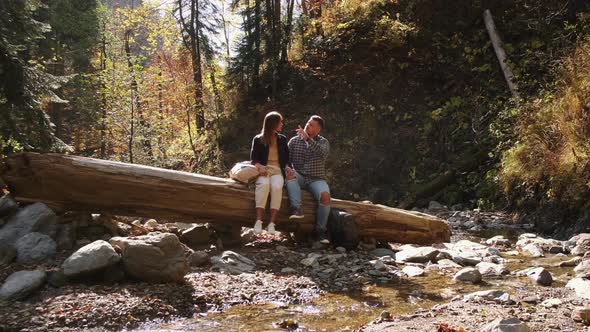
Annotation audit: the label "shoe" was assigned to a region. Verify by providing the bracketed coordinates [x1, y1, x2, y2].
[253, 220, 263, 234]
[319, 235, 330, 245]
[289, 208, 305, 220]
[267, 222, 276, 235]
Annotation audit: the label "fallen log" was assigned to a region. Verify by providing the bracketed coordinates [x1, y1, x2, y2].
[0, 153, 450, 244]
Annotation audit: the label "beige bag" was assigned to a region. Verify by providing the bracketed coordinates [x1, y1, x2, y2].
[229, 161, 260, 184]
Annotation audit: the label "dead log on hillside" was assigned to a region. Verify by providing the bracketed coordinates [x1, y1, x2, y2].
[0, 153, 450, 244]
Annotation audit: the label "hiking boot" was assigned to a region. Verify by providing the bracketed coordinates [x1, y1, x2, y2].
[318, 235, 330, 245]
[289, 208, 304, 220]
[253, 220, 263, 234]
[267, 222, 276, 235]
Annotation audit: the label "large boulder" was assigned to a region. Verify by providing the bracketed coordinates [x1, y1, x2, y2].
[0, 203, 57, 246]
[567, 278, 590, 299]
[15, 232, 57, 263]
[526, 267, 553, 286]
[110, 232, 188, 283]
[62, 240, 120, 277]
[0, 270, 46, 300]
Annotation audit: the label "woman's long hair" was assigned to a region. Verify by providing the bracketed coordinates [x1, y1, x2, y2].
[260, 111, 282, 146]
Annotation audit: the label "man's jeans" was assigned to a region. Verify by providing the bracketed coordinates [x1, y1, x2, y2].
[286, 171, 331, 235]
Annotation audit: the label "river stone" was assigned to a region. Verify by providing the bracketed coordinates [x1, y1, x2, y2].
[451, 252, 482, 266]
[0, 270, 46, 300]
[567, 278, 590, 299]
[370, 259, 387, 271]
[110, 233, 188, 282]
[570, 233, 590, 246]
[482, 317, 530, 332]
[574, 259, 590, 276]
[436, 259, 462, 270]
[15, 232, 57, 263]
[0, 203, 57, 246]
[463, 290, 510, 304]
[403, 266, 424, 277]
[144, 219, 159, 228]
[189, 250, 209, 267]
[0, 245, 16, 266]
[477, 262, 509, 277]
[572, 245, 588, 256]
[453, 267, 482, 283]
[572, 307, 590, 325]
[522, 244, 544, 257]
[486, 235, 511, 247]
[526, 267, 552, 286]
[541, 298, 562, 307]
[211, 250, 256, 275]
[0, 194, 17, 218]
[63, 240, 121, 277]
[370, 248, 396, 258]
[180, 225, 211, 247]
[453, 240, 488, 252]
[396, 247, 439, 263]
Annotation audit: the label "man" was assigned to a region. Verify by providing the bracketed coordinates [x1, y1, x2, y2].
[285, 115, 331, 244]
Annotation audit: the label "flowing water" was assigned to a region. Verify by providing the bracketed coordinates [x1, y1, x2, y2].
[133, 232, 574, 332]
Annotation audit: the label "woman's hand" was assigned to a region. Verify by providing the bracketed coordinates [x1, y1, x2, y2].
[256, 163, 268, 176]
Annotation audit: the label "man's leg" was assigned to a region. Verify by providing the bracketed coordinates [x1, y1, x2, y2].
[309, 180, 331, 243]
[286, 171, 305, 219]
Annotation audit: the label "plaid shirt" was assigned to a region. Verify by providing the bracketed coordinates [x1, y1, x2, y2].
[288, 135, 330, 184]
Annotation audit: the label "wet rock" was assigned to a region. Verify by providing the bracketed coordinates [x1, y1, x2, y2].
[0, 245, 16, 266]
[482, 317, 530, 332]
[402, 266, 424, 277]
[396, 247, 439, 263]
[522, 244, 544, 257]
[453, 267, 482, 283]
[189, 251, 209, 267]
[526, 267, 552, 286]
[0, 203, 57, 246]
[211, 250, 255, 275]
[566, 278, 590, 299]
[111, 233, 188, 282]
[571, 306, 590, 325]
[370, 248, 396, 258]
[63, 240, 120, 277]
[557, 256, 582, 267]
[181, 225, 211, 247]
[15, 232, 57, 263]
[486, 235, 511, 247]
[476, 262, 509, 277]
[0, 270, 46, 300]
[463, 290, 511, 303]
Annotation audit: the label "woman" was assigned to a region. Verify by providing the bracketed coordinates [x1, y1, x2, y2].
[250, 111, 290, 235]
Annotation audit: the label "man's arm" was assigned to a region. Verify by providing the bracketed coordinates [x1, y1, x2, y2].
[307, 137, 329, 160]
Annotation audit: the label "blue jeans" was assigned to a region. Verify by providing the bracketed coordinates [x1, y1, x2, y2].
[286, 171, 331, 236]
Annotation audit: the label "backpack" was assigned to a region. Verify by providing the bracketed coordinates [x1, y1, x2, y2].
[229, 161, 260, 184]
[328, 208, 360, 250]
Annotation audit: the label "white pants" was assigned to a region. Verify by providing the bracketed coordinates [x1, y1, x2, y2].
[255, 166, 284, 210]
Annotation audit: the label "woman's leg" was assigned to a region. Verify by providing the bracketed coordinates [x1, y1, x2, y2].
[254, 176, 270, 233]
[268, 173, 285, 225]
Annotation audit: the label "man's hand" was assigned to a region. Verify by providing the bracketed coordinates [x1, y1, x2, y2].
[285, 166, 295, 180]
[296, 125, 309, 141]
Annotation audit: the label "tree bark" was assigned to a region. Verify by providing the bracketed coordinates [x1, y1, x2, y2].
[1, 153, 451, 245]
[483, 9, 519, 100]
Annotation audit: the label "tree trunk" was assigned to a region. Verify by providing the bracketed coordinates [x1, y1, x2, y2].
[280, 0, 295, 65]
[1, 153, 451, 245]
[100, 26, 107, 159]
[483, 9, 519, 100]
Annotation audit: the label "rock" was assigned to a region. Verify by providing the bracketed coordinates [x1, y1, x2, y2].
[453, 267, 482, 283]
[428, 201, 446, 210]
[572, 245, 588, 256]
[132, 220, 142, 226]
[0, 270, 46, 300]
[396, 247, 439, 263]
[335, 247, 347, 253]
[144, 219, 159, 228]
[189, 251, 209, 267]
[240, 228, 256, 243]
[570, 233, 590, 246]
[571, 307, 590, 325]
[566, 278, 590, 299]
[519, 233, 537, 239]
[370, 248, 396, 258]
[63, 240, 121, 277]
[15, 232, 57, 263]
[402, 266, 424, 277]
[0, 203, 57, 246]
[526, 267, 552, 286]
[451, 253, 482, 266]
[0, 194, 17, 218]
[520, 295, 539, 304]
[522, 244, 544, 257]
[281, 267, 297, 274]
[476, 262, 509, 277]
[301, 256, 320, 267]
[180, 225, 211, 247]
[0, 245, 16, 266]
[574, 259, 590, 276]
[464, 290, 511, 304]
[541, 298, 562, 308]
[110, 233, 188, 282]
[370, 259, 387, 271]
[211, 250, 255, 275]
[47, 270, 68, 288]
[482, 317, 530, 332]
[436, 259, 463, 270]
[558, 256, 582, 267]
[486, 235, 511, 247]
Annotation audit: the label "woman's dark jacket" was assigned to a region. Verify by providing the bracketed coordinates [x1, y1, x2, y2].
[250, 133, 290, 178]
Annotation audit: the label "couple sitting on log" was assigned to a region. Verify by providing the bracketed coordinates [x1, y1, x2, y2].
[250, 112, 331, 244]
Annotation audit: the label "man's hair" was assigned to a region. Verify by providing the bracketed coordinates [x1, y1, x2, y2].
[310, 115, 325, 129]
